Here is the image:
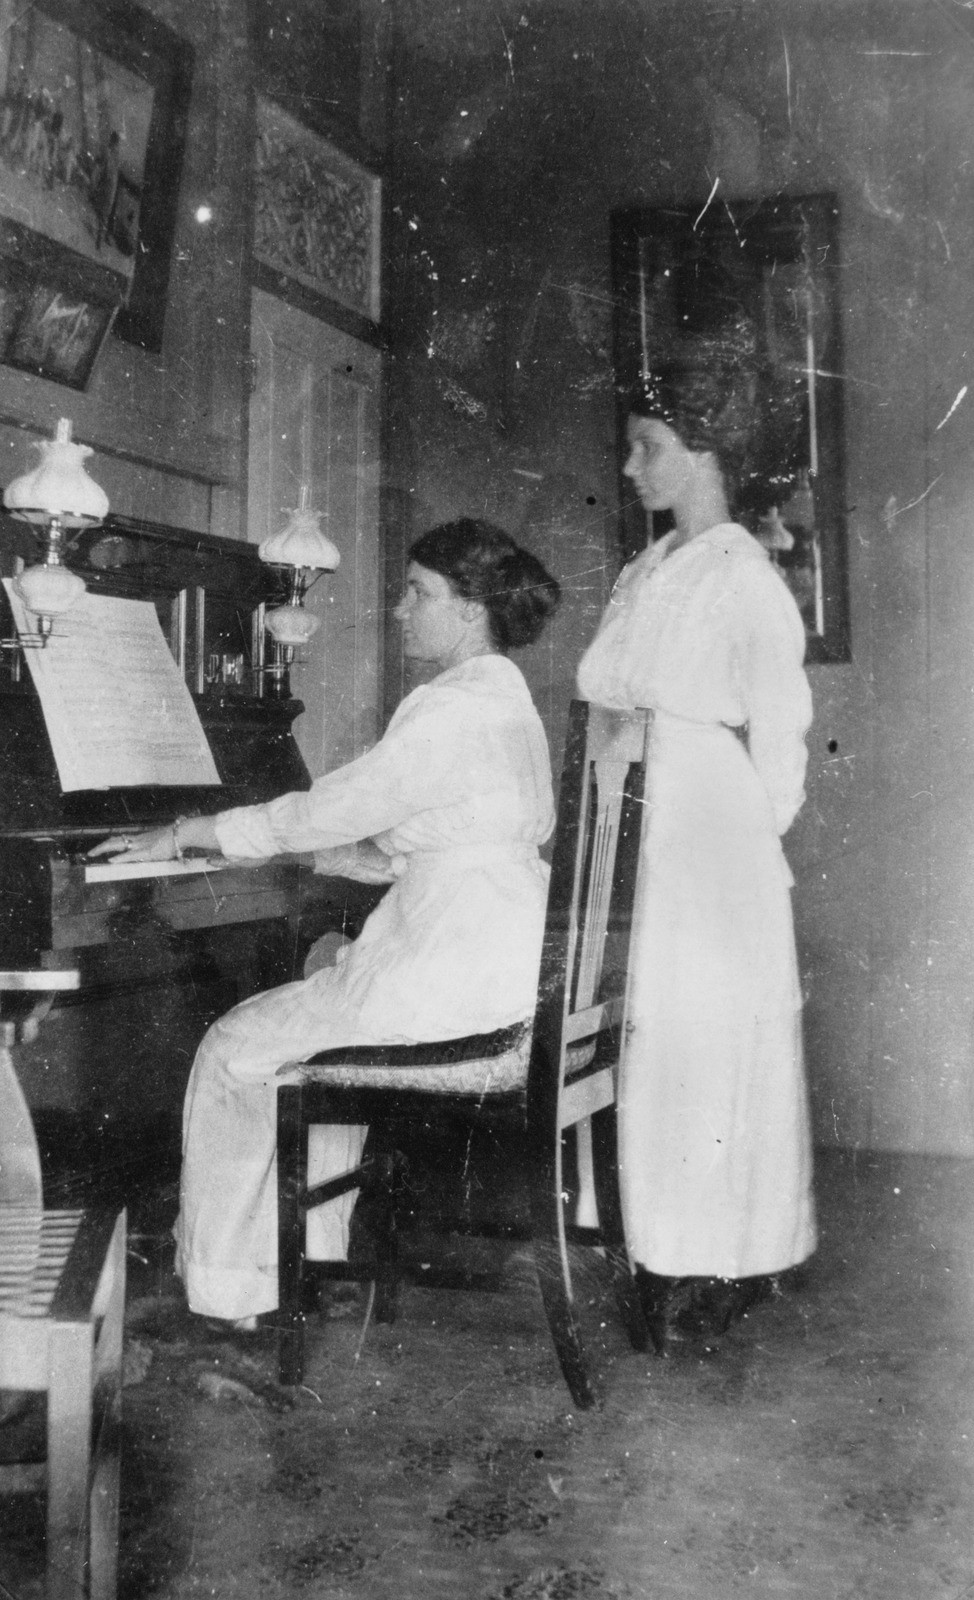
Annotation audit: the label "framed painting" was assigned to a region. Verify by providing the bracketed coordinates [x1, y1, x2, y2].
[253, 95, 381, 332]
[611, 193, 850, 664]
[0, 0, 193, 360]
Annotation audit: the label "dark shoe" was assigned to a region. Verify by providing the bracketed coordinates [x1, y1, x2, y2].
[695, 1275, 773, 1336]
[315, 1279, 363, 1320]
[634, 1269, 687, 1357]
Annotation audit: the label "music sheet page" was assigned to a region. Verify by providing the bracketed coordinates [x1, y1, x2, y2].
[4, 580, 221, 792]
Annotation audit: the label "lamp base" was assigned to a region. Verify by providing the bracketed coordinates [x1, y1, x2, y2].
[0, 628, 51, 652]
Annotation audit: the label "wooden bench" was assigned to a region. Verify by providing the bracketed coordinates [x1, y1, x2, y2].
[0, 970, 126, 1600]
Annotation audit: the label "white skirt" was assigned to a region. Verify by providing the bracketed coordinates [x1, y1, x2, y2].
[618, 712, 816, 1279]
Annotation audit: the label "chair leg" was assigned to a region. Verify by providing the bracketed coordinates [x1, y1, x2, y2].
[527, 1119, 598, 1408]
[278, 1084, 307, 1386]
[372, 1145, 402, 1324]
[88, 1212, 125, 1600]
[590, 1105, 650, 1353]
[530, 1232, 598, 1410]
[88, 1397, 121, 1600]
[46, 1322, 94, 1600]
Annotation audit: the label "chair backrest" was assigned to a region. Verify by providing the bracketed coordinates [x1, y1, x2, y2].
[527, 699, 650, 1262]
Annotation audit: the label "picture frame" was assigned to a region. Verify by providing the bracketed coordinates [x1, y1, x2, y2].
[253, 95, 381, 331]
[611, 193, 850, 664]
[0, 0, 194, 364]
[0, 219, 120, 387]
[1, 275, 116, 388]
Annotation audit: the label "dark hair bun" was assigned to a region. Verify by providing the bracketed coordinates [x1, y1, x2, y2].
[631, 320, 758, 506]
[409, 519, 560, 652]
[489, 543, 561, 649]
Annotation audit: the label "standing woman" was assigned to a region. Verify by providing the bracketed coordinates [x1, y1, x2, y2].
[91, 519, 560, 1327]
[577, 360, 816, 1352]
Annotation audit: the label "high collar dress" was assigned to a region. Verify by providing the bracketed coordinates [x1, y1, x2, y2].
[175, 655, 554, 1321]
[577, 524, 816, 1279]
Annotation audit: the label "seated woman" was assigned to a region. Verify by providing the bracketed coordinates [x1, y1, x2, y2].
[90, 519, 560, 1325]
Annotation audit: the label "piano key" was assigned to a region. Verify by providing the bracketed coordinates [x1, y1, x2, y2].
[83, 857, 229, 884]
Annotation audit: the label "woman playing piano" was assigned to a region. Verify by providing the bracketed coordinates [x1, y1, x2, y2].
[90, 519, 560, 1326]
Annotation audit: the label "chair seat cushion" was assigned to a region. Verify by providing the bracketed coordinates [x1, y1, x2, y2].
[291, 1025, 597, 1095]
[293, 1021, 530, 1094]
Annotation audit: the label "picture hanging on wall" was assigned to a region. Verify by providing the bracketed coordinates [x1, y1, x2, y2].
[611, 193, 850, 664]
[253, 95, 381, 332]
[0, 268, 116, 388]
[0, 0, 194, 367]
[0, 224, 119, 388]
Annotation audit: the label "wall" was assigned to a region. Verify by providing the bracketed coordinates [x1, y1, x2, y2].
[385, 0, 974, 1155]
[0, 0, 254, 536]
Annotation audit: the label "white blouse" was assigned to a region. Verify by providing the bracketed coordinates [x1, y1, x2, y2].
[208, 654, 555, 1039]
[577, 523, 812, 834]
[213, 653, 554, 863]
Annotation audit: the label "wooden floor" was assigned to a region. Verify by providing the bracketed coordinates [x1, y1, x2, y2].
[3, 1143, 974, 1598]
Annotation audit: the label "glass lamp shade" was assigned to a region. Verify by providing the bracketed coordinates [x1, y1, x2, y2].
[4, 418, 109, 527]
[755, 505, 795, 554]
[14, 562, 86, 618]
[258, 505, 340, 571]
[264, 606, 321, 648]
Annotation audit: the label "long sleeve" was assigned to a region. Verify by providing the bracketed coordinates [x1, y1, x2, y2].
[735, 558, 812, 835]
[211, 657, 554, 862]
[576, 558, 653, 710]
[213, 683, 479, 859]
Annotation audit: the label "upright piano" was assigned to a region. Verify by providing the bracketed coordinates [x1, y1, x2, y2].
[0, 513, 373, 1151]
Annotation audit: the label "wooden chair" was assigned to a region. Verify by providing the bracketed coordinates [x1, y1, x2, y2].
[276, 700, 651, 1408]
[0, 970, 126, 1600]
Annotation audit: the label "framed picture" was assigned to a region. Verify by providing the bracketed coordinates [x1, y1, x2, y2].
[0, 0, 193, 360]
[253, 95, 381, 330]
[2, 277, 115, 388]
[611, 193, 850, 664]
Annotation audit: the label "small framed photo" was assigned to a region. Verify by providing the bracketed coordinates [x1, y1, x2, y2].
[0, 225, 121, 388]
[3, 280, 116, 389]
[254, 95, 381, 328]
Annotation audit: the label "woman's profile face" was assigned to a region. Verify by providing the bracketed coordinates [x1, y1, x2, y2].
[623, 414, 695, 513]
[394, 560, 482, 668]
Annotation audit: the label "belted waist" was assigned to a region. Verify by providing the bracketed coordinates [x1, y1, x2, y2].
[401, 843, 542, 867]
[651, 709, 747, 744]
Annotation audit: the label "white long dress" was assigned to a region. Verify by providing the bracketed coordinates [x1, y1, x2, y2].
[175, 654, 553, 1320]
[577, 524, 816, 1279]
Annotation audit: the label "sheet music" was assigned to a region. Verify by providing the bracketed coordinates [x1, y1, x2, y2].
[4, 580, 221, 792]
